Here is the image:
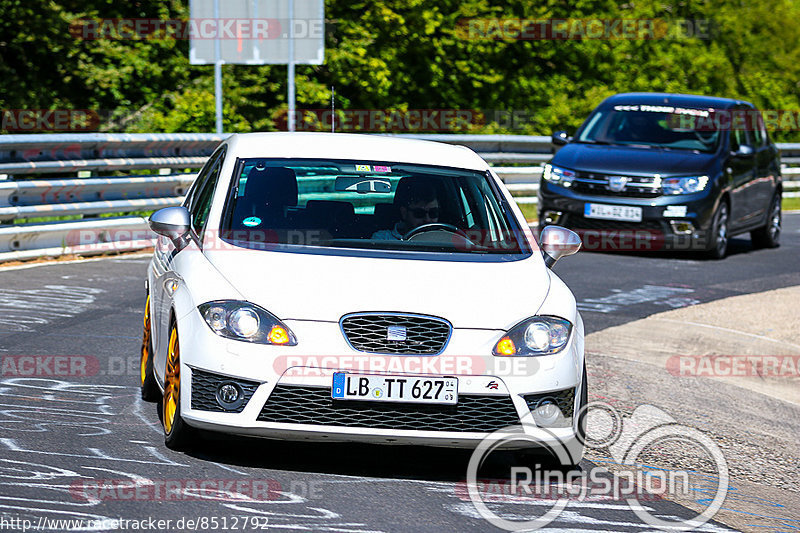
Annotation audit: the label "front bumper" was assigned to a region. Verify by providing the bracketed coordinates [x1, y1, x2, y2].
[538, 180, 718, 252]
[175, 309, 585, 451]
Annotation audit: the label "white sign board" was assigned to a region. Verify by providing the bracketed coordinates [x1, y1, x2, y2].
[189, 0, 324, 65]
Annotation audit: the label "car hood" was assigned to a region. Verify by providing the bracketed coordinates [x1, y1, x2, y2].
[205, 248, 549, 329]
[553, 144, 718, 176]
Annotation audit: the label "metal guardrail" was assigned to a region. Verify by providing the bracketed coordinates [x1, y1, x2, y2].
[0, 133, 798, 263]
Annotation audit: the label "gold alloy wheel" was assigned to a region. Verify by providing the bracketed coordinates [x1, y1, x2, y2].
[163, 325, 180, 435]
[140, 295, 151, 386]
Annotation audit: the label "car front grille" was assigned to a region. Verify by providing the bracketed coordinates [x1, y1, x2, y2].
[571, 173, 661, 198]
[257, 385, 520, 432]
[191, 368, 260, 413]
[523, 388, 576, 418]
[340, 313, 451, 355]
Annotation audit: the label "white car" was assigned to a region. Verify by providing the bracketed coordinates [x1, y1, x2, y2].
[141, 132, 585, 462]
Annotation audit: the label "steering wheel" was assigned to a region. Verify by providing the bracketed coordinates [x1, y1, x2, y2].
[403, 222, 470, 241]
[693, 130, 716, 144]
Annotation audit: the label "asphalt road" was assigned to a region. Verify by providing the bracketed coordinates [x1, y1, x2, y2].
[555, 212, 800, 334]
[0, 213, 797, 532]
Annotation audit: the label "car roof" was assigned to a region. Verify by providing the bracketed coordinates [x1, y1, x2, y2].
[223, 132, 489, 171]
[599, 92, 753, 110]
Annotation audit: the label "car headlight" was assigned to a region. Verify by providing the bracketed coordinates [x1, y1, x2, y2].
[661, 175, 709, 195]
[493, 316, 572, 356]
[542, 164, 576, 186]
[198, 300, 297, 345]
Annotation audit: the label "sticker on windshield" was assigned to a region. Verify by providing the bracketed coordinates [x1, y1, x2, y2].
[355, 164, 371, 172]
[373, 165, 391, 173]
[242, 216, 262, 227]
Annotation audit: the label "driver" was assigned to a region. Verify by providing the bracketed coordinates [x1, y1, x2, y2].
[372, 180, 439, 240]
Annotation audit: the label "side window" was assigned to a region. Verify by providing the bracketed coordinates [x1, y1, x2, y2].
[730, 125, 751, 152]
[753, 111, 768, 146]
[184, 153, 216, 209]
[190, 155, 223, 235]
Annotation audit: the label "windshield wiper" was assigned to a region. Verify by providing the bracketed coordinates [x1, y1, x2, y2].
[575, 139, 614, 145]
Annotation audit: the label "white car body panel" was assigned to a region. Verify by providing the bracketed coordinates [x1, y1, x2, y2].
[204, 248, 550, 329]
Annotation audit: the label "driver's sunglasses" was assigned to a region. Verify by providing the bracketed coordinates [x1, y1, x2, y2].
[409, 207, 440, 218]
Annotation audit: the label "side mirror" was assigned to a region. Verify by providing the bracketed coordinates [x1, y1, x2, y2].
[540, 225, 581, 268]
[551, 130, 571, 146]
[149, 206, 191, 246]
[732, 145, 754, 158]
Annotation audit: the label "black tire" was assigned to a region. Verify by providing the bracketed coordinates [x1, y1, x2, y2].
[705, 202, 729, 259]
[163, 321, 193, 451]
[750, 193, 781, 249]
[140, 294, 160, 402]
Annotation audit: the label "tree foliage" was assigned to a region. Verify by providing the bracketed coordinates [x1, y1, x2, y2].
[1, 0, 799, 140]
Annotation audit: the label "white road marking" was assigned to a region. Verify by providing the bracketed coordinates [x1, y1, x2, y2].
[578, 285, 696, 313]
[657, 318, 800, 350]
[0, 285, 106, 332]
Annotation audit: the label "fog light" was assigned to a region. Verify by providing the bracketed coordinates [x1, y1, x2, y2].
[216, 382, 244, 410]
[533, 399, 562, 427]
[543, 211, 563, 225]
[670, 221, 695, 234]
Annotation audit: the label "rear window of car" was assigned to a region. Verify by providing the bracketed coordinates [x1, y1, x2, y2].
[217, 158, 530, 256]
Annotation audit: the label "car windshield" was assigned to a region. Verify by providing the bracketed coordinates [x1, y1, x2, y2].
[219, 158, 528, 255]
[576, 105, 722, 152]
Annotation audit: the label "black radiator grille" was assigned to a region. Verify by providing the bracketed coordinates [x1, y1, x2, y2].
[340, 313, 451, 355]
[257, 385, 519, 432]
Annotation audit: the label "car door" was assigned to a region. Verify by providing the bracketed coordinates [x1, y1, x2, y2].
[727, 110, 757, 228]
[151, 148, 224, 373]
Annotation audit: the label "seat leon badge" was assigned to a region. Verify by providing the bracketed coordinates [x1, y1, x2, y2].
[387, 325, 407, 341]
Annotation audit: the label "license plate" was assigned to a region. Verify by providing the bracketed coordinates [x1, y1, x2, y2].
[584, 203, 642, 222]
[331, 373, 458, 405]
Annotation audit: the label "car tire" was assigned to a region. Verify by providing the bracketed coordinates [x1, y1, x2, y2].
[162, 320, 193, 451]
[705, 202, 729, 260]
[140, 294, 160, 402]
[750, 194, 781, 249]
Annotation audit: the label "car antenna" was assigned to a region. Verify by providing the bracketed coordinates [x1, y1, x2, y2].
[331, 86, 335, 133]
